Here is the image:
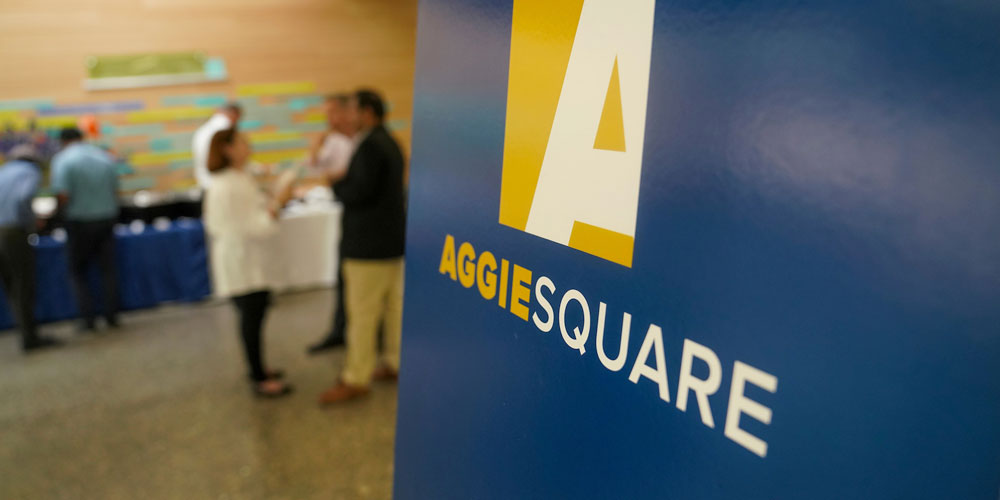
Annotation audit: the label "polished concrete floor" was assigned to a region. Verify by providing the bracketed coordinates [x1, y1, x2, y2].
[0, 289, 397, 500]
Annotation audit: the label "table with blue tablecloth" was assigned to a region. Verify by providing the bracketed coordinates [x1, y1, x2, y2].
[0, 204, 342, 331]
[0, 219, 211, 330]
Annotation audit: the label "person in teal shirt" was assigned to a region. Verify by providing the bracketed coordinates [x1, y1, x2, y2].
[51, 127, 121, 331]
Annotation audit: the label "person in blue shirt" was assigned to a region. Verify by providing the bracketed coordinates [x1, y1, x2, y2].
[0, 144, 62, 352]
[51, 127, 121, 331]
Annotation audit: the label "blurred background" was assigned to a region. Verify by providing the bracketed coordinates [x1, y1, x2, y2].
[0, 1, 417, 498]
[1, 0, 415, 199]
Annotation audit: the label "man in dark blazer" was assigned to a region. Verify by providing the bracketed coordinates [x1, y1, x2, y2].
[319, 89, 406, 404]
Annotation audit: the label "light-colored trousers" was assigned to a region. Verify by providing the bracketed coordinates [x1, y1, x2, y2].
[341, 257, 404, 387]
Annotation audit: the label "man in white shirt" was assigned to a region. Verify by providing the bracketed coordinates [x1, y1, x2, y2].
[310, 94, 356, 181]
[192, 103, 242, 190]
[307, 93, 362, 354]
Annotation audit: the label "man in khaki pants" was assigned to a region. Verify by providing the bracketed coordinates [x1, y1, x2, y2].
[319, 89, 407, 404]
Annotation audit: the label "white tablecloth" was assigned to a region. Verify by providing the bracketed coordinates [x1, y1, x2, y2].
[267, 202, 342, 292]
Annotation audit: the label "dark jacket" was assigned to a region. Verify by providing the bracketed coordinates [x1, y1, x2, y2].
[333, 125, 406, 259]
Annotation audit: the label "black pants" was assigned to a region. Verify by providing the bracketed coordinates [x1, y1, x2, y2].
[0, 227, 37, 346]
[232, 290, 271, 382]
[326, 265, 347, 341]
[65, 219, 119, 327]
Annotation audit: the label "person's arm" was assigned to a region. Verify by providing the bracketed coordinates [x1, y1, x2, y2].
[265, 169, 298, 217]
[110, 157, 121, 199]
[332, 143, 382, 206]
[322, 136, 353, 184]
[16, 169, 41, 231]
[192, 128, 213, 188]
[240, 177, 280, 239]
[50, 156, 69, 221]
[310, 131, 330, 167]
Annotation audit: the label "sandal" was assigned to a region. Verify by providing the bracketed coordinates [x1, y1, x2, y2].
[252, 380, 294, 399]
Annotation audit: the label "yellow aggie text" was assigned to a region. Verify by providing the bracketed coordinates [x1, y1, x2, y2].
[437, 234, 781, 459]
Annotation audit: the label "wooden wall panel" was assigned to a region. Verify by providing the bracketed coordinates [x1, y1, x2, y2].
[0, 0, 418, 166]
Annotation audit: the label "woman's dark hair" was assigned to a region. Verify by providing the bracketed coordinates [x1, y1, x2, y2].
[207, 128, 238, 173]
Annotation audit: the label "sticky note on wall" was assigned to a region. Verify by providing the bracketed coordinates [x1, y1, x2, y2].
[297, 111, 325, 124]
[131, 165, 175, 177]
[204, 58, 228, 81]
[102, 124, 166, 137]
[243, 104, 296, 126]
[172, 178, 198, 191]
[169, 159, 192, 171]
[150, 138, 175, 152]
[0, 99, 54, 111]
[116, 162, 135, 175]
[126, 107, 213, 123]
[288, 96, 324, 111]
[254, 139, 309, 151]
[0, 111, 29, 129]
[130, 150, 192, 167]
[37, 101, 144, 116]
[161, 94, 228, 108]
[238, 119, 263, 131]
[237, 81, 316, 97]
[119, 176, 157, 191]
[283, 123, 327, 133]
[252, 149, 308, 164]
[249, 131, 304, 143]
[35, 116, 79, 129]
[149, 132, 194, 152]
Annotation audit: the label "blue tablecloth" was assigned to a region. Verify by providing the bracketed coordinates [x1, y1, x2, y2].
[0, 219, 211, 330]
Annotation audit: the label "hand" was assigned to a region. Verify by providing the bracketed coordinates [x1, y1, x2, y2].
[310, 132, 329, 166]
[325, 167, 348, 184]
[312, 131, 329, 150]
[271, 169, 298, 210]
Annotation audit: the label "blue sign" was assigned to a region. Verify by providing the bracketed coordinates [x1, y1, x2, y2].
[395, 1, 1000, 498]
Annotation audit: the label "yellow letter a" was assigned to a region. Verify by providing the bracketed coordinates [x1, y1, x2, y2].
[439, 235, 458, 280]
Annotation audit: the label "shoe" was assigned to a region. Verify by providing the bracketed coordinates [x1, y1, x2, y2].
[318, 381, 370, 405]
[106, 316, 121, 329]
[247, 369, 285, 382]
[23, 336, 63, 353]
[77, 321, 96, 334]
[307, 335, 345, 355]
[252, 380, 294, 399]
[372, 365, 399, 383]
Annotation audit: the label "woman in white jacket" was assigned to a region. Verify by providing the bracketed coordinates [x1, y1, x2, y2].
[204, 128, 293, 398]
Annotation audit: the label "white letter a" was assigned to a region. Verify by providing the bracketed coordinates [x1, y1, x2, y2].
[628, 324, 670, 402]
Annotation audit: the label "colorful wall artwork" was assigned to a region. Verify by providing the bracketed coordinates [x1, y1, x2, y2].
[0, 81, 411, 195]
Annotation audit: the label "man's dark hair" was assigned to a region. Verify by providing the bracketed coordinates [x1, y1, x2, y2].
[355, 89, 386, 121]
[223, 101, 243, 115]
[59, 127, 84, 143]
[326, 93, 351, 106]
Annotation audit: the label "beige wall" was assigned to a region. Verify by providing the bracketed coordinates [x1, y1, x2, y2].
[0, 0, 418, 149]
[0, 0, 417, 110]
